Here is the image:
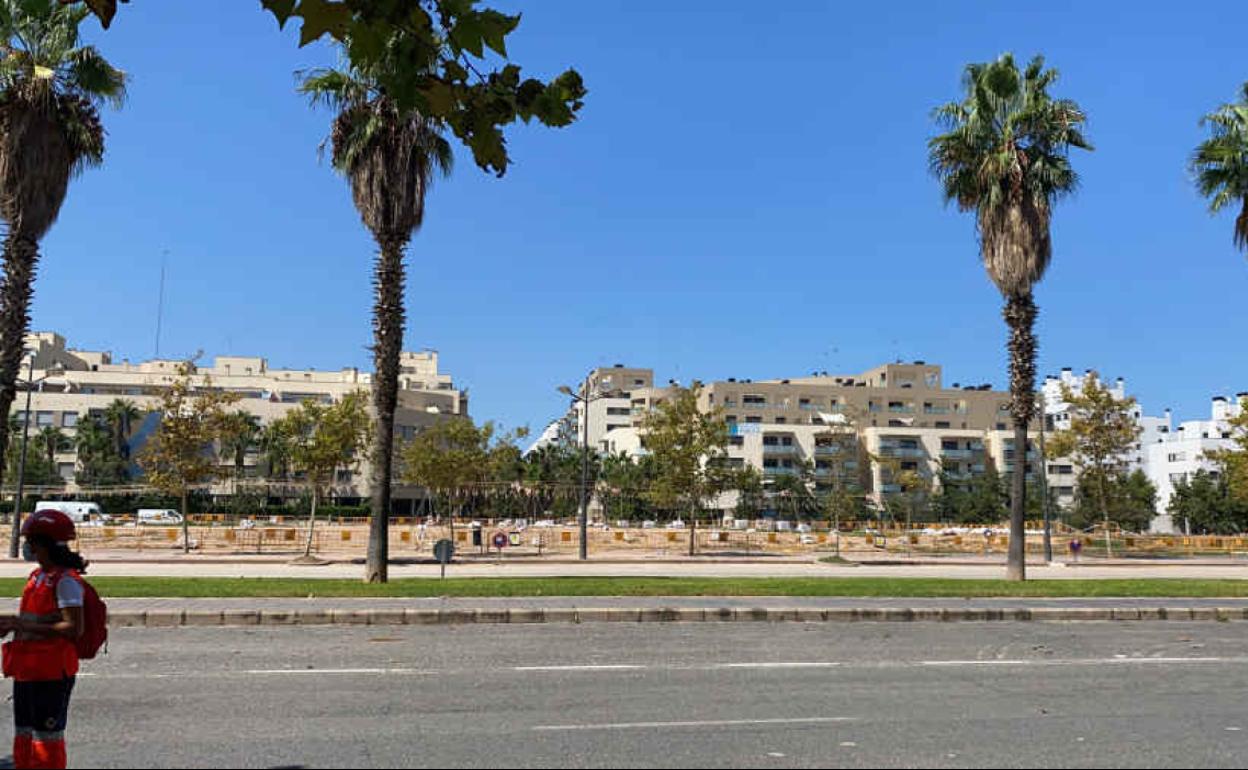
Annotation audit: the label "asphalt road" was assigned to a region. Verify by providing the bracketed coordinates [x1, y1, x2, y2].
[31, 622, 1248, 768]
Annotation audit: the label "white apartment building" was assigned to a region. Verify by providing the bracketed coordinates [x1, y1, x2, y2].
[1042, 368, 1248, 533]
[1143, 395, 1245, 533]
[9, 332, 468, 505]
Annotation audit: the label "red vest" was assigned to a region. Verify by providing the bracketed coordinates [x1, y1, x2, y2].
[3, 569, 80, 681]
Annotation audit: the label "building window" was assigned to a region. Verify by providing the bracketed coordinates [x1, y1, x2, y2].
[763, 436, 779, 446]
[729, 436, 744, 446]
[901, 461, 918, 471]
[941, 440, 959, 450]
[996, 423, 1006, 430]
[782, 437, 793, 446]
[763, 458, 778, 468]
[743, 395, 766, 405]
[61, 412, 78, 428]
[745, 416, 762, 424]
[781, 459, 794, 469]
[935, 421, 950, 428]
[35, 411, 53, 428]
[1169, 473, 1187, 484]
[1167, 452, 1185, 462]
[774, 417, 786, 424]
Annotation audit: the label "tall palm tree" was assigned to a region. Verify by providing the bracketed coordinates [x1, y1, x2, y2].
[0, 1, 125, 497]
[1191, 81, 1248, 255]
[300, 50, 452, 583]
[929, 54, 1090, 581]
[104, 397, 141, 459]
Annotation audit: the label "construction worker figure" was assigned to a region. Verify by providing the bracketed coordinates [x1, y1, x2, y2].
[0, 510, 87, 770]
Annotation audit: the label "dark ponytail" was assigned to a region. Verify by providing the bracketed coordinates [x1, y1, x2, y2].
[48, 543, 88, 574]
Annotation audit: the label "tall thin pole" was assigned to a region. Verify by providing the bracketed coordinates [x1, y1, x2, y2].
[1038, 397, 1053, 563]
[9, 358, 34, 558]
[154, 249, 167, 358]
[578, 378, 589, 561]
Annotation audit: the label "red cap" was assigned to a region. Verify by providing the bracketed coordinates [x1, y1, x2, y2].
[21, 509, 76, 544]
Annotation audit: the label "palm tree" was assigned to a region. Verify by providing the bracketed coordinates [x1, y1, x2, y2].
[929, 54, 1091, 580]
[36, 425, 68, 467]
[260, 422, 292, 482]
[300, 51, 452, 583]
[0, 1, 125, 498]
[73, 416, 112, 486]
[1192, 81, 1248, 255]
[104, 398, 141, 460]
[218, 410, 260, 481]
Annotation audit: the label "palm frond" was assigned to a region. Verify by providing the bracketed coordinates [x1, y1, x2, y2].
[1191, 82, 1248, 256]
[929, 52, 1091, 295]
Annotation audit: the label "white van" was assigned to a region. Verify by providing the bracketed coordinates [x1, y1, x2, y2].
[136, 509, 183, 525]
[34, 501, 109, 526]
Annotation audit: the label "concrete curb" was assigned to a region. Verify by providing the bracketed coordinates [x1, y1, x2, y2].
[104, 605, 1248, 628]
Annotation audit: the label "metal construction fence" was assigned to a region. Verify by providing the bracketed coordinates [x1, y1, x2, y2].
[0, 518, 1242, 558]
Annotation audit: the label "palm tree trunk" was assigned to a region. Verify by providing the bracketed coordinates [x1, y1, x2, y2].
[1004, 292, 1038, 582]
[366, 235, 408, 583]
[0, 233, 39, 510]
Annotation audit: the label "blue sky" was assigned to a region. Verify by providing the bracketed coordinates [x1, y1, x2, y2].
[36, 1, 1248, 433]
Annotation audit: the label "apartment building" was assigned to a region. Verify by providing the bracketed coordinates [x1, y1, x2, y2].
[10, 332, 468, 504]
[583, 361, 1044, 510]
[1143, 395, 1245, 533]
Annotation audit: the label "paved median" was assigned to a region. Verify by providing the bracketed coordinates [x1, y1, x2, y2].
[106, 603, 1248, 627]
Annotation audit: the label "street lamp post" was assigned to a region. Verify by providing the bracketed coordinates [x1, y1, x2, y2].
[9, 354, 35, 559]
[1037, 393, 1053, 564]
[558, 377, 606, 561]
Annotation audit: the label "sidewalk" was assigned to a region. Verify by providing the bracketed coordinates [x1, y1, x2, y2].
[4, 555, 1245, 580]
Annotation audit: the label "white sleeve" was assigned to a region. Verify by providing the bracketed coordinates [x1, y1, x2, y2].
[56, 577, 84, 609]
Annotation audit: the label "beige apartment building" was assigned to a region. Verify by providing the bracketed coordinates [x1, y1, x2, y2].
[571, 361, 1043, 511]
[10, 332, 468, 504]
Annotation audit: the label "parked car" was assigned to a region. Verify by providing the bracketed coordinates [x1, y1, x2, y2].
[136, 509, 183, 525]
[34, 501, 109, 526]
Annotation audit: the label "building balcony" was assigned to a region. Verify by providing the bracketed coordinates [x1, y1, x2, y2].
[762, 444, 799, 455]
[879, 483, 901, 494]
[814, 445, 842, 456]
[924, 406, 951, 414]
[763, 466, 796, 476]
[878, 447, 925, 458]
[887, 406, 915, 414]
[941, 448, 972, 459]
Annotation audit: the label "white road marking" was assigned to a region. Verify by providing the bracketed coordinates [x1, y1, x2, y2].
[920, 657, 1237, 667]
[242, 668, 432, 675]
[533, 717, 855, 732]
[711, 662, 842, 670]
[513, 664, 646, 672]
